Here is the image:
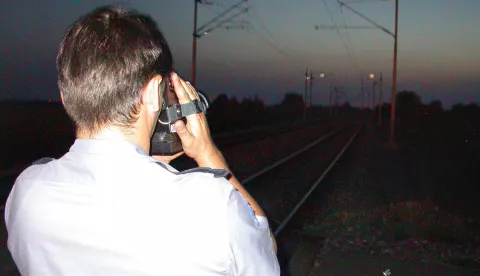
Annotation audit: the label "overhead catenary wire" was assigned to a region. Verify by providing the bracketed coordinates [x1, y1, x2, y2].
[192, 0, 250, 85]
[203, 1, 251, 30]
[200, 7, 249, 36]
[338, 1, 363, 75]
[342, 0, 389, 3]
[321, 0, 362, 75]
[194, 1, 303, 100]
[196, 0, 247, 35]
[203, 2, 300, 79]
[246, 4, 313, 72]
[249, 7, 282, 49]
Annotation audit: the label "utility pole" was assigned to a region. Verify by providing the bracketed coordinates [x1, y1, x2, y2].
[378, 72, 383, 126]
[309, 71, 314, 119]
[334, 86, 339, 117]
[372, 80, 376, 112]
[191, 0, 200, 86]
[329, 84, 333, 117]
[304, 68, 309, 120]
[390, 0, 399, 147]
[361, 76, 365, 111]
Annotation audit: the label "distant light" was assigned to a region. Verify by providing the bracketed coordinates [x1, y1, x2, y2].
[319, 73, 325, 78]
[203, 32, 208, 35]
[369, 73, 375, 79]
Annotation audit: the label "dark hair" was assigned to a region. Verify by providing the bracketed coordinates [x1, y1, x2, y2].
[57, 5, 173, 133]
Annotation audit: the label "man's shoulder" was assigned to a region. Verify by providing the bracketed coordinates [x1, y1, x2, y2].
[150, 159, 229, 178]
[154, 161, 234, 195]
[16, 157, 57, 179]
[125, 158, 235, 203]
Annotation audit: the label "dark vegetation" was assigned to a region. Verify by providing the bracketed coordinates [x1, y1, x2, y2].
[1, 89, 478, 171]
[392, 91, 480, 220]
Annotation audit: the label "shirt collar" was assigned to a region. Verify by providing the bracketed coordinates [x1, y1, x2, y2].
[69, 139, 149, 156]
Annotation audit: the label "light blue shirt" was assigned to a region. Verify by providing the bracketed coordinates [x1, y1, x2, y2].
[5, 139, 279, 275]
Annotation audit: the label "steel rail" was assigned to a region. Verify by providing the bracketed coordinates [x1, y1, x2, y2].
[241, 130, 337, 185]
[273, 125, 362, 236]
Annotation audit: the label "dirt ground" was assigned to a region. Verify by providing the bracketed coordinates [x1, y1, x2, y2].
[297, 121, 479, 275]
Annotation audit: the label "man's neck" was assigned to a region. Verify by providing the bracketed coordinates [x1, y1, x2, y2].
[76, 126, 150, 154]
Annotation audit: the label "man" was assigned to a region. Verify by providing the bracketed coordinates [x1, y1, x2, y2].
[5, 6, 279, 275]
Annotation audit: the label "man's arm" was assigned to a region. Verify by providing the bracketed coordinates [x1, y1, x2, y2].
[225, 188, 280, 275]
[170, 73, 277, 253]
[192, 147, 278, 254]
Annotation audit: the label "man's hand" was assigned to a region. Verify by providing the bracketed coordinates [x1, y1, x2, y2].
[170, 73, 219, 165]
[152, 151, 185, 164]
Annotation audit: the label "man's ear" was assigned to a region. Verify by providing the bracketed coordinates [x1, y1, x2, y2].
[142, 75, 163, 113]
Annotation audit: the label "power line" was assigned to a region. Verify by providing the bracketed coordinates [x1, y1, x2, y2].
[248, 7, 278, 45]
[334, 0, 399, 146]
[320, 0, 362, 74]
[337, 0, 394, 37]
[247, 27, 294, 61]
[338, 1, 363, 75]
[192, 0, 249, 85]
[194, 2, 304, 94]
[247, 5, 310, 71]
[196, 0, 248, 37]
[204, 1, 250, 31]
[342, 0, 389, 4]
[200, 7, 249, 36]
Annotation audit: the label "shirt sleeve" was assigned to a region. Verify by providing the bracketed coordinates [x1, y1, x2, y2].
[226, 189, 280, 275]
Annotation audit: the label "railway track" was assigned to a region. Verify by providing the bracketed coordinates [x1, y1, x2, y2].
[235, 121, 364, 274]
[236, 123, 362, 230]
[212, 118, 332, 149]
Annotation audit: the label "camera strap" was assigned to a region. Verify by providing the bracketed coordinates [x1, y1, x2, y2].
[164, 99, 207, 123]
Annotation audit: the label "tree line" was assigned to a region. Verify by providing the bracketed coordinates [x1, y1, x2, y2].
[205, 92, 360, 133]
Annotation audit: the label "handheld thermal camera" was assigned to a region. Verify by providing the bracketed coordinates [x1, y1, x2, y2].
[150, 76, 209, 155]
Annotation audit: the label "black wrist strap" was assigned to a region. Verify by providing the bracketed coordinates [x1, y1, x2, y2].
[165, 99, 207, 122]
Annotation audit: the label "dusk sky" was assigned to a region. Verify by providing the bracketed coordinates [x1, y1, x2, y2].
[1, 0, 478, 108]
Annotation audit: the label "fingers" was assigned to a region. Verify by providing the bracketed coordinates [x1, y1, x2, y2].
[169, 72, 214, 162]
[184, 81, 200, 101]
[171, 73, 191, 104]
[171, 73, 199, 103]
[174, 120, 194, 148]
[170, 72, 203, 131]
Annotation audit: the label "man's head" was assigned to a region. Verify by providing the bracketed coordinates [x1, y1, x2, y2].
[57, 6, 173, 136]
